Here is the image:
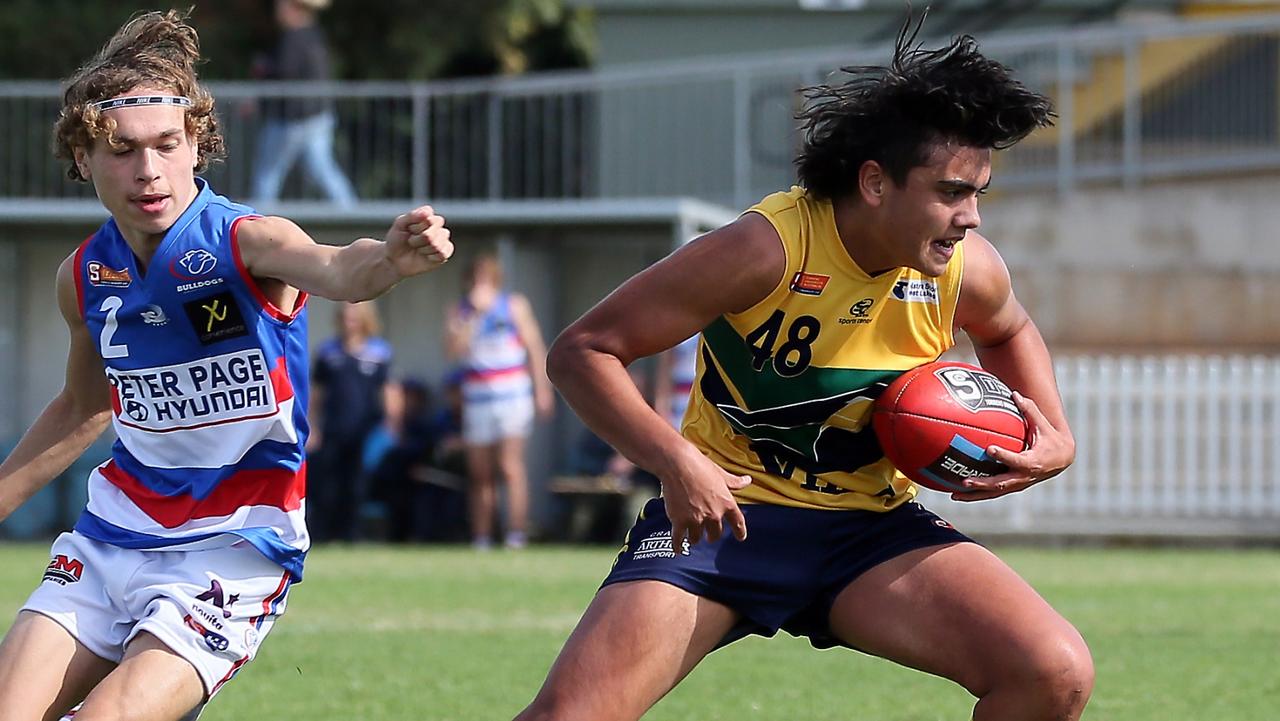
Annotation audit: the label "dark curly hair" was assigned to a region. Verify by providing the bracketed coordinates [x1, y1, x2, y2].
[795, 15, 1054, 199]
[53, 9, 225, 182]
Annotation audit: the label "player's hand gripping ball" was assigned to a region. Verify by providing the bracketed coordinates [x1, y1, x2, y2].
[872, 361, 1029, 493]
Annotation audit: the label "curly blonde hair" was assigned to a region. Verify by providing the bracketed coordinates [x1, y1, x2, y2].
[53, 9, 225, 182]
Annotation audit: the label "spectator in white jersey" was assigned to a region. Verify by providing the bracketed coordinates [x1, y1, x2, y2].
[0, 11, 452, 721]
[445, 253, 553, 549]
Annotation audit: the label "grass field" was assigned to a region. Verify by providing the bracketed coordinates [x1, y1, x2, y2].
[1, 543, 1278, 720]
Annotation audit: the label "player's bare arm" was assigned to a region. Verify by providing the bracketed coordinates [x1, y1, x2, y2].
[235, 205, 453, 302]
[509, 293, 555, 417]
[953, 232, 1074, 500]
[548, 211, 785, 548]
[0, 255, 112, 522]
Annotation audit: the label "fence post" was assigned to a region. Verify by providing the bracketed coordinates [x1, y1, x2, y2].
[412, 85, 429, 200]
[488, 91, 503, 200]
[1122, 35, 1142, 189]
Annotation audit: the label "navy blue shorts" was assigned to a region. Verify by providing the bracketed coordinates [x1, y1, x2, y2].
[601, 498, 974, 650]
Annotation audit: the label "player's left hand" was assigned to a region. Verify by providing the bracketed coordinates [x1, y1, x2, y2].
[386, 205, 453, 277]
[950, 391, 1074, 502]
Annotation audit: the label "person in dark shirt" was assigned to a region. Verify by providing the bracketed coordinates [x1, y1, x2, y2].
[251, 0, 357, 204]
[365, 376, 469, 542]
[308, 301, 392, 541]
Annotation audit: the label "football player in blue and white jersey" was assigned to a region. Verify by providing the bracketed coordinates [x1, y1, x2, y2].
[0, 10, 452, 721]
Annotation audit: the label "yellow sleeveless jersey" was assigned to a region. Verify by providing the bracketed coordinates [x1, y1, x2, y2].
[681, 186, 964, 511]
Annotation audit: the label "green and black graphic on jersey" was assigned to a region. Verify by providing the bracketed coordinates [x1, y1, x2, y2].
[700, 317, 902, 476]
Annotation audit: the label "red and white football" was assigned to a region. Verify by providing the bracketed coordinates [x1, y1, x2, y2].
[872, 361, 1028, 493]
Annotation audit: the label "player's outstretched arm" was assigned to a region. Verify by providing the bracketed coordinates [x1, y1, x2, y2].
[953, 233, 1075, 501]
[547, 212, 785, 548]
[0, 256, 112, 523]
[235, 206, 454, 302]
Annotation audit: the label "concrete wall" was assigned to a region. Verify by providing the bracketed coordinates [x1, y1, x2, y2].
[981, 176, 1280, 351]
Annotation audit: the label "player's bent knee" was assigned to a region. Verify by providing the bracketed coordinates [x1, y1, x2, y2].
[1007, 635, 1095, 716]
[1047, 639, 1095, 713]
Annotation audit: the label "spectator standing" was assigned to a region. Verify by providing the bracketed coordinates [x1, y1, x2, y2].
[251, 0, 357, 205]
[446, 254, 553, 549]
[309, 301, 392, 542]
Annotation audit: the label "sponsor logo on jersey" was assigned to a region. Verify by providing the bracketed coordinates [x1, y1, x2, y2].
[891, 279, 939, 305]
[183, 291, 248, 345]
[190, 603, 226, 631]
[86, 261, 132, 288]
[170, 248, 218, 279]
[631, 530, 690, 560]
[106, 348, 278, 430]
[184, 614, 230, 652]
[42, 554, 84, 585]
[176, 277, 225, 294]
[790, 271, 830, 296]
[839, 297, 876, 326]
[195, 579, 239, 619]
[141, 304, 169, 326]
[934, 366, 1020, 416]
[121, 398, 150, 423]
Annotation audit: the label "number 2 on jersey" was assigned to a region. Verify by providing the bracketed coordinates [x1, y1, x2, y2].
[99, 295, 130, 358]
[744, 310, 820, 377]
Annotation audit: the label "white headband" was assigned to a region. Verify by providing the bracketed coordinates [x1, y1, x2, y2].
[91, 95, 193, 112]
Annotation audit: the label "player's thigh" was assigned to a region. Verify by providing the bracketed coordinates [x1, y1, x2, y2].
[75, 631, 203, 721]
[520, 580, 738, 721]
[828, 542, 1091, 695]
[0, 611, 114, 721]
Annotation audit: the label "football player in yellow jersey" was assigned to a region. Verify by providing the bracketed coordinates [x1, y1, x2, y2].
[514, 22, 1092, 721]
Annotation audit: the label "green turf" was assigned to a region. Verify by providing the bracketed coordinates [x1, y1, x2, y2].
[1, 543, 1277, 720]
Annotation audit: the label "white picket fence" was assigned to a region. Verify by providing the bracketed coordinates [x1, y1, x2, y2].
[921, 355, 1280, 538]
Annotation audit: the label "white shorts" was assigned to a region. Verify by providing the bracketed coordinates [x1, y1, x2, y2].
[22, 532, 293, 700]
[463, 394, 534, 445]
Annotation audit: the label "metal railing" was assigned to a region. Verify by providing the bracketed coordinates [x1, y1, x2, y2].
[2, 14, 1280, 208]
[923, 355, 1280, 537]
